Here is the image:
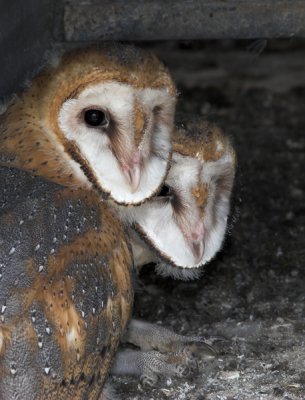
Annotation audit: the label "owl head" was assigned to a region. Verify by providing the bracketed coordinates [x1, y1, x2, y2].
[119, 119, 236, 279]
[0, 44, 176, 205]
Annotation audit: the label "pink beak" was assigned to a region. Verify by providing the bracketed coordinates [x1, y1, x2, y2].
[122, 149, 142, 192]
[191, 240, 205, 264]
[189, 221, 205, 263]
[123, 163, 141, 192]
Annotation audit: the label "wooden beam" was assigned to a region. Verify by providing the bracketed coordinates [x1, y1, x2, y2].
[62, 0, 305, 41]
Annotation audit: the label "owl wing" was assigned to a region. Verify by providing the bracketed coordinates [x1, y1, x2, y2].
[0, 166, 134, 399]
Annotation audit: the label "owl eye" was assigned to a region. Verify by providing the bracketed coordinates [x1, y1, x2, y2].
[84, 109, 108, 127]
[157, 185, 172, 197]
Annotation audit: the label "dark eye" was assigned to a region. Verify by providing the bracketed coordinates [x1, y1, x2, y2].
[84, 109, 108, 127]
[157, 185, 171, 197]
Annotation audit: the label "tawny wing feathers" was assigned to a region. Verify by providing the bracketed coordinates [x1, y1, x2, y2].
[0, 167, 133, 399]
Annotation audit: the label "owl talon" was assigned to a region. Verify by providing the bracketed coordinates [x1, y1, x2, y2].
[176, 349, 198, 373]
[140, 373, 158, 387]
[175, 364, 190, 378]
[123, 319, 214, 355]
[112, 319, 210, 384]
[111, 349, 198, 385]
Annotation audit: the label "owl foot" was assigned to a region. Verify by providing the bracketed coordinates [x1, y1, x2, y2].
[111, 349, 195, 385]
[111, 319, 214, 385]
[122, 318, 215, 355]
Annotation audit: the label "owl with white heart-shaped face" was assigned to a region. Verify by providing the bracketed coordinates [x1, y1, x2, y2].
[0, 44, 176, 205]
[118, 118, 236, 279]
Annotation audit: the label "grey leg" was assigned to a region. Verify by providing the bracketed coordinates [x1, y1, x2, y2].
[111, 349, 193, 386]
[111, 319, 215, 385]
[123, 318, 214, 354]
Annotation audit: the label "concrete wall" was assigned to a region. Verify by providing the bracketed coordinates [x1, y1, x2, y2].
[0, 0, 54, 97]
[1, 0, 305, 98]
[63, 0, 305, 42]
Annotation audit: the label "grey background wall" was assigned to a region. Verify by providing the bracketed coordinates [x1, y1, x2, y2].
[0, 0, 55, 97]
[1, 0, 305, 97]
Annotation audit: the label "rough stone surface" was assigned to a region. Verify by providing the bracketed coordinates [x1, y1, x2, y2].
[110, 40, 305, 399]
[63, 1, 305, 41]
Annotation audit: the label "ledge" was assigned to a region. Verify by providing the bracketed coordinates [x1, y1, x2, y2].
[62, 0, 305, 41]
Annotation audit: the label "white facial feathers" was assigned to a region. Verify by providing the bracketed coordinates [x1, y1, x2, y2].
[199, 153, 235, 264]
[120, 154, 202, 268]
[58, 81, 174, 204]
[119, 138, 235, 270]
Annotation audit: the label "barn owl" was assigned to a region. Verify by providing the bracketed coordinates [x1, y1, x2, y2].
[0, 44, 176, 205]
[119, 118, 236, 279]
[0, 165, 134, 399]
[0, 43, 178, 399]
[111, 119, 236, 385]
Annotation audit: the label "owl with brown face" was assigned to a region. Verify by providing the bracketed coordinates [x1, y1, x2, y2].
[0, 43, 178, 399]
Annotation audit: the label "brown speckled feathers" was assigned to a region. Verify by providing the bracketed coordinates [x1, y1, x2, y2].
[174, 118, 236, 164]
[0, 44, 175, 190]
[0, 167, 133, 399]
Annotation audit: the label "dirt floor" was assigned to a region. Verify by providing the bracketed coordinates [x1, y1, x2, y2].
[110, 40, 305, 399]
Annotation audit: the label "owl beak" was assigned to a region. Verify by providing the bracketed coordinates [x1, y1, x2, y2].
[190, 221, 205, 263]
[191, 240, 204, 264]
[121, 149, 142, 192]
[123, 163, 141, 192]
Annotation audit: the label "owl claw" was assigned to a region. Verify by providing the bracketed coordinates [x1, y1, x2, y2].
[112, 349, 198, 386]
[140, 373, 158, 387]
[111, 319, 213, 386]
